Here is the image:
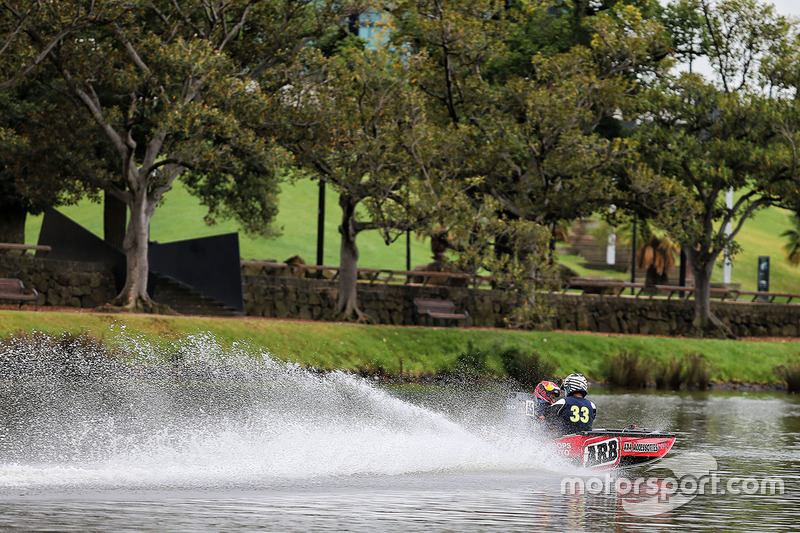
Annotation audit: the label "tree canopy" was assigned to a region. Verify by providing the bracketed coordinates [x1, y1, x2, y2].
[1, 0, 358, 311]
[2, 0, 800, 337]
[635, 0, 800, 335]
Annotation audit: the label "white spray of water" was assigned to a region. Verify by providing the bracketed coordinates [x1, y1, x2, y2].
[0, 331, 564, 490]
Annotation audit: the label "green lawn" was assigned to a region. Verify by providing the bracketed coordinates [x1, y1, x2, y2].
[24, 178, 433, 271]
[726, 206, 796, 293]
[22, 179, 800, 292]
[559, 207, 798, 294]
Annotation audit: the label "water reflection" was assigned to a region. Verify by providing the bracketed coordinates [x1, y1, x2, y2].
[0, 337, 799, 531]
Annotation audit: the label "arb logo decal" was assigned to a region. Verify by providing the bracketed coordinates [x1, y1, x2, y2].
[583, 437, 620, 468]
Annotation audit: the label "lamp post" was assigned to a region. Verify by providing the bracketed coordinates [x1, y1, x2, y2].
[316, 181, 325, 267]
[723, 188, 733, 284]
[630, 214, 637, 295]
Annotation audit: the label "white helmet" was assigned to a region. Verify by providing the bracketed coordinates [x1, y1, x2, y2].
[563, 373, 589, 396]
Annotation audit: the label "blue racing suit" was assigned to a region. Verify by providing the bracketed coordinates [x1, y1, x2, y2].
[547, 395, 596, 435]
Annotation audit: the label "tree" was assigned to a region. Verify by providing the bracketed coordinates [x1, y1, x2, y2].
[5, 0, 345, 312]
[383, 0, 672, 326]
[490, 0, 665, 78]
[279, 45, 434, 321]
[0, 2, 125, 243]
[635, 0, 800, 335]
[0, 81, 105, 243]
[0, 1, 105, 90]
[374, 0, 554, 325]
[491, 8, 669, 252]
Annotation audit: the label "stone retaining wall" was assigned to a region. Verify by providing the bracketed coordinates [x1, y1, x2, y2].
[2, 252, 799, 338]
[546, 293, 800, 337]
[244, 274, 800, 337]
[0, 254, 116, 308]
[242, 275, 505, 326]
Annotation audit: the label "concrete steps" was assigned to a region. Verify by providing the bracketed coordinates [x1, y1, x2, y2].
[150, 274, 243, 317]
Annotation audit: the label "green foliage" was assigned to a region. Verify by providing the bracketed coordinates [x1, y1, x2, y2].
[276, 43, 431, 317]
[498, 345, 556, 388]
[0, 0, 359, 306]
[604, 349, 711, 390]
[455, 341, 488, 377]
[451, 341, 556, 383]
[604, 349, 651, 389]
[653, 351, 713, 390]
[1, 310, 799, 385]
[775, 361, 800, 393]
[684, 351, 712, 391]
[0, 81, 102, 220]
[633, 1, 800, 333]
[4, 0, 800, 322]
[655, 356, 685, 391]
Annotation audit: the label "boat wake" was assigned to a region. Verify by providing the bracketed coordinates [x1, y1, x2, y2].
[0, 331, 562, 490]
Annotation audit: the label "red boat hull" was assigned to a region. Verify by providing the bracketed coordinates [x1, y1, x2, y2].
[554, 429, 676, 470]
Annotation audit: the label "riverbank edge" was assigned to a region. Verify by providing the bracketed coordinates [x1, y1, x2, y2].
[0, 309, 797, 388]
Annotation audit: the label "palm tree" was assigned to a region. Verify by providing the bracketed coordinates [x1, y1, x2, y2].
[782, 215, 800, 266]
[637, 234, 678, 287]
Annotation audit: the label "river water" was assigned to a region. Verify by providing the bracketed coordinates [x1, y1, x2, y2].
[0, 334, 798, 532]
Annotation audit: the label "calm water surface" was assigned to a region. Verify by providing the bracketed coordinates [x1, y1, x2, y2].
[0, 337, 798, 532]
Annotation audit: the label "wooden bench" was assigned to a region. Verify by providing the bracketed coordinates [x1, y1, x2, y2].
[0, 243, 52, 256]
[413, 297, 469, 327]
[737, 290, 797, 303]
[0, 278, 39, 310]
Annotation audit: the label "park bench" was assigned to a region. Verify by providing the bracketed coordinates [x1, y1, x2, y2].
[0, 278, 39, 310]
[0, 243, 51, 256]
[413, 297, 469, 327]
[736, 290, 797, 304]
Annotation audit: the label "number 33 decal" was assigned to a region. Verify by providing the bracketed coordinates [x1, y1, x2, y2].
[569, 405, 590, 423]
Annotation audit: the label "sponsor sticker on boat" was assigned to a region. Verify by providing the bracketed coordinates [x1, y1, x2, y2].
[583, 437, 620, 468]
[623, 441, 660, 454]
[556, 441, 572, 456]
[525, 400, 536, 417]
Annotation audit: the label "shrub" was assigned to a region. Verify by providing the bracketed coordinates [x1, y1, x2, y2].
[605, 349, 650, 389]
[455, 341, 488, 377]
[655, 357, 684, 391]
[775, 361, 800, 393]
[499, 346, 555, 388]
[684, 351, 712, 391]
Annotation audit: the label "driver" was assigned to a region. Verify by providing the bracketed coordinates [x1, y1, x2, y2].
[546, 373, 596, 435]
[532, 380, 561, 419]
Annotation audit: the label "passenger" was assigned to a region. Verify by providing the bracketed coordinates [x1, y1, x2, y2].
[532, 380, 561, 419]
[546, 373, 596, 435]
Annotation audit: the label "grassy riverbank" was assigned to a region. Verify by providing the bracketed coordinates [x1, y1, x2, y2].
[1, 310, 798, 385]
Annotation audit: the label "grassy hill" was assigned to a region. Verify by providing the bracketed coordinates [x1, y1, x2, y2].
[559, 205, 799, 294]
[23, 178, 433, 271]
[22, 178, 800, 293]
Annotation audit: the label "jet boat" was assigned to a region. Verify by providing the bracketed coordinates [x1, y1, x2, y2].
[506, 391, 676, 469]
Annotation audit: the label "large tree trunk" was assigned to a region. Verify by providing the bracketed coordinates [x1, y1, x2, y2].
[336, 193, 370, 322]
[0, 202, 26, 243]
[115, 190, 152, 310]
[687, 248, 735, 338]
[109, 185, 173, 314]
